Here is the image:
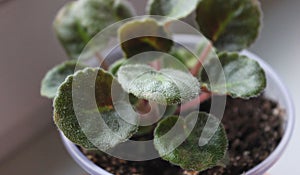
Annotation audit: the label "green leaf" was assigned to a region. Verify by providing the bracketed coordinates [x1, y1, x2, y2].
[154, 112, 228, 171]
[196, 0, 261, 51]
[54, 0, 134, 59]
[118, 18, 173, 58]
[117, 64, 200, 104]
[41, 60, 86, 98]
[147, 0, 199, 22]
[54, 68, 138, 150]
[200, 52, 266, 98]
[133, 125, 156, 138]
[108, 58, 127, 76]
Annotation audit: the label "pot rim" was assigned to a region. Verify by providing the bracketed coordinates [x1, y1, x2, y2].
[61, 34, 295, 175]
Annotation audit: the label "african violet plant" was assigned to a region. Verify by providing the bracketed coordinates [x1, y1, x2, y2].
[41, 0, 266, 172]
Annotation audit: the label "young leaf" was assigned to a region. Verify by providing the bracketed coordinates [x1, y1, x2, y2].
[54, 0, 134, 59]
[54, 68, 138, 150]
[163, 105, 178, 117]
[154, 112, 228, 171]
[147, 0, 199, 23]
[166, 47, 198, 70]
[118, 18, 173, 58]
[166, 42, 217, 70]
[117, 64, 200, 105]
[200, 52, 266, 98]
[196, 0, 261, 51]
[41, 60, 86, 98]
[108, 58, 127, 76]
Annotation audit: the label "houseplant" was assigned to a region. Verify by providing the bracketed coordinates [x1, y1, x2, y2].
[41, 0, 294, 174]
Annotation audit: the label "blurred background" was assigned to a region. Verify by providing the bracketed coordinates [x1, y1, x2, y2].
[0, 0, 299, 174]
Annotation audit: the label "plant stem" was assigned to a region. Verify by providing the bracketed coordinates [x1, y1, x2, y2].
[150, 59, 161, 70]
[190, 42, 213, 76]
[176, 92, 212, 113]
[136, 99, 151, 114]
[164, 21, 172, 32]
[95, 52, 109, 70]
[135, 100, 160, 125]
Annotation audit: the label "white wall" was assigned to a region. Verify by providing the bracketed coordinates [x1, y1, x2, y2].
[0, 0, 71, 160]
[0, 0, 147, 161]
[1, 1, 298, 172]
[250, 0, 300, 174]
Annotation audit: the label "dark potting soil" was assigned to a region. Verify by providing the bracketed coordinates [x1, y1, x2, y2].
[81, 95, 284, 175]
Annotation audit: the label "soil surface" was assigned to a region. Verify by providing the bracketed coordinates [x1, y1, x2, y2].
[81, 95, 284, 175]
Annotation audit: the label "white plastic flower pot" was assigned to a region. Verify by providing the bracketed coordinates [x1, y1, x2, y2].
[61, 35, 295, 175]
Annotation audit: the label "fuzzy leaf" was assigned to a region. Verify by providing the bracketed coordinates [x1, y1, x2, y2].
[54, 68, 138, 150]
[196, 0, 261, 51]
[154, 112, 228, 171]
[200, 52, 266, 98]
[41, 60, 85, 98]
[117, 64, 200, 104]
[118, 18, 173, 58]
[54, 0, 134, 59]
[147, 0, 199, 22]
